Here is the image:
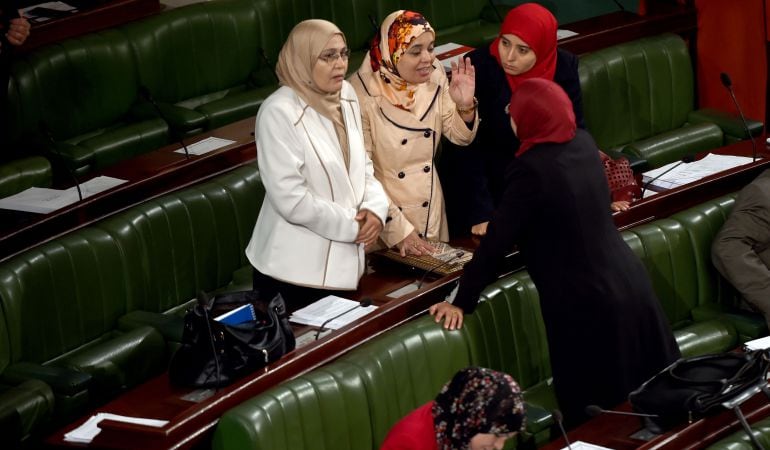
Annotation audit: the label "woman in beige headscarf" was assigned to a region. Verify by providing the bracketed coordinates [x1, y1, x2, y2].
[349, 10, 478, 257]
[245, 20, 388, 308]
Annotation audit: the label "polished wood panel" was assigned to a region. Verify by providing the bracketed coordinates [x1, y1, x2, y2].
[558, 2, 696, 56]
[18, 0, 162, 52]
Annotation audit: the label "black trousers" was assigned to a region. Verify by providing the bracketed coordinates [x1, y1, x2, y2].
[252, 269, 347, 310]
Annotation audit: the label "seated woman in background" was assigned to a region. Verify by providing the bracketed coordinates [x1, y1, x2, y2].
[441, 3, 585, 237]
[380, 367, 525, 450]
[245, 20, 388, 308]
[430, 79, 679, 427]
[349, 10, 478, 257]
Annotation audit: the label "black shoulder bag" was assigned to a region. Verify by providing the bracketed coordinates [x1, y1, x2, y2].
[629, 350, 770, 445]
[169, 290, 295, 388]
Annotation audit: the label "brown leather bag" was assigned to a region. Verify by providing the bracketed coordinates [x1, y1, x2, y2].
[600, 151, 641, 202]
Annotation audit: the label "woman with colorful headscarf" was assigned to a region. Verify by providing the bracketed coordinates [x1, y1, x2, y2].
[441, 3, 585, 237]
[245, 20, 388, 308]
[380, 367, 525, 450]
[349, 10, 478, 257]
[431, 79, 680, 427]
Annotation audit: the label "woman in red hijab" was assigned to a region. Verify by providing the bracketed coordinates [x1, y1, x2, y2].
[431, 79, 680, 428]
[441, 3, 585, 237]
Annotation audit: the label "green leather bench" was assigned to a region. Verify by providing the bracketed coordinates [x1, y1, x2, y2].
[212, 270, 556, 450]
[579, 33, 763, 171]
[706, 415, 770, 449]
[0, 164, 263, 445]
[0, 156, 52, 199]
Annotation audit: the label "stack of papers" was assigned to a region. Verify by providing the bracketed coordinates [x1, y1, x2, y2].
[289, 295, 377, 330]
[0, 176, 127, 214]
[63, 413, 168, 444]
[641, 153, 754, 191]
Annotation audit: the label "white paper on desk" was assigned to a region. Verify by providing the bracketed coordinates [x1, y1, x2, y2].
[641, 153, 754, 190]
[290, 295, 377, 329]
[559, 441, 614, 450]
[0, 187, 77, 214]
[557, 29, 579, 40]
[63, 413, 168, 444]
[175, 136, 236, 155]
[435, 42, 473, 71]
[79, 176, 128, 198]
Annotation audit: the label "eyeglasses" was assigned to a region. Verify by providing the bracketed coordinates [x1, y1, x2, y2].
[318, 48, 351, 64]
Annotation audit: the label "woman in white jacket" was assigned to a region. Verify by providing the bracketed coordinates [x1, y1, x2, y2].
[245, 20, 388, 307]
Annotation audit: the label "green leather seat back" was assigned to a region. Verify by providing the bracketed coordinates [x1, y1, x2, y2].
[121, 0, 261, 106]
[0, 157, 52, 199]
[464, 272, 551, 391]
[100, 164, 261, 314]
[213, 362, 373, 450]
[706, 416, 770, 449]
[413, 0, 500, 46]
[340, 315, 470, 447]
[8, 29, 140, 144]
[579, 33, 694, 151]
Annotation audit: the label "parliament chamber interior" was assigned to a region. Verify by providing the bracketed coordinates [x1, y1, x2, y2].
[1, 0, 770, 449]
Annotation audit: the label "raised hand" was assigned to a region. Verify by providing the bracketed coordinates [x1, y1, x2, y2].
[448, 56, 476, 109]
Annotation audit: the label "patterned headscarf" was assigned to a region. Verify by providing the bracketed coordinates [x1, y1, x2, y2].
[368, 10, 434, 111]
[509, 78, 576, 157]
[490, 3, 558, 93]
[432, 367, 525, 450]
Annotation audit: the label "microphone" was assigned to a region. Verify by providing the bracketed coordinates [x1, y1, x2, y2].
[138, 86, 190, 159]
[486, 0, 504, 22]
[552, 410, 572, 450]
[585, 404, 659, 418]
[720, 72, 758, 162]
[417, 251, 465, 289]
[39, 121, 83, 201]
[611, 0, 626, 12]
[314, 298, 373, 340]
[639, 155, 694, 198]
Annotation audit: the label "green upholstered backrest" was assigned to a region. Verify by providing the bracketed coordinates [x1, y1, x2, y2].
[213, 362, 374, 450]
[7, 29, 139, 144]
[705, 416, 770, 449]
[465, 272, 551, 390]
[0, 164, 261, 365]
[121, 0, 262, 104]
[341, 315, 470, 447]
[579, 33, 695, 151]
[621, 195, 738, 327]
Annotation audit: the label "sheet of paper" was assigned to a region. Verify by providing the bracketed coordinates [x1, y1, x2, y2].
[0, 176, 127, 214]
[63, 413, 168, 444]
[79, 176, 128, 199]
[641, 153, 754, 190]
[434, 42, 473, 72]
[559, 441, 614, 450]
[175, 136, 236, 156]
[557, 29, 579, 40]
[290, 295, 377, 329]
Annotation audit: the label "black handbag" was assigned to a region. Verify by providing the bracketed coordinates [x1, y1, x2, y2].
[168, 290, 295, 388]
[629, 350, 770, 431]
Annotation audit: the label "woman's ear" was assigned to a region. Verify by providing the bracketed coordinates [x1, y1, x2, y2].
[509, 117, 518, 136]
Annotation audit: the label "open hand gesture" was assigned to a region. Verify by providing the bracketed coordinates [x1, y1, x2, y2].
[448, 57, 475, 109]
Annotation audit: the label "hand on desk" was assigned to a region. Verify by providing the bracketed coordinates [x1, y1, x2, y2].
[611, 200, 631, 212]
[429, 301, 464, 330]
[396, 231, 436, 257]
[471, 221, 488, 236]
[2, 14, 30, 47]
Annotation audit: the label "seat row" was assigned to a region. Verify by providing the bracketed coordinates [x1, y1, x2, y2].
[210, 191, 767, 449]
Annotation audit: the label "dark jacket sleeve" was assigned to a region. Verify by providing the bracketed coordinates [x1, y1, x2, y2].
[555, 48, 585, 129]
[453, 162, 541, 313]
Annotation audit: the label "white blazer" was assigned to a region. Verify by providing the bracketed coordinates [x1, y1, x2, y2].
[245, 82, 388, 290]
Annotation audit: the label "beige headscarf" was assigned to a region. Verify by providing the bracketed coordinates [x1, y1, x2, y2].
[276, 19, 350, 167]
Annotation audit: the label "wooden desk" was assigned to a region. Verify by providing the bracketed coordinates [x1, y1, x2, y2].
[614, 135, 770, 230]
[0, 118, 256, 263]
[43, 253, 467, 450]
[541, 387, 770, 449]
[19, 0, 162, 52]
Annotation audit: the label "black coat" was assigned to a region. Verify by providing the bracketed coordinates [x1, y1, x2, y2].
[453, 130, 680, 425]
[440, 45, 585, 236]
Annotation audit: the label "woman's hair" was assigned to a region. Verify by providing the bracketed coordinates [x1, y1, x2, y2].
[508, 78, 575, 156]
[489, 2, 558, 92]
[432, 367, 525, 449]
[367, 9, 434, 110]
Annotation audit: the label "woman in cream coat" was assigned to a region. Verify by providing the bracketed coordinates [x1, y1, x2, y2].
[246, 20, 388, 307]
[350, 10, 478, 256]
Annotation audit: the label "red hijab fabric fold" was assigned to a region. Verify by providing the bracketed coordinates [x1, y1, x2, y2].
[508, 78, 576, 156]
[490, 3, 558, 93]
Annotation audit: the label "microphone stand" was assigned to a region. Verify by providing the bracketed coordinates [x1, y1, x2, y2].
[552, 410, 572, 450]
[720, 72, 758, 162]
[138, 86, 191, 159]
[39, 121, 83, 201]
[639, 156, 693, 198]
[314, 299, 373, 340]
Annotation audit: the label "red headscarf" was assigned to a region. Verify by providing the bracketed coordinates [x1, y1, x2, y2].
[509, 78, 576, 156]
[490, 3, 558, 93]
